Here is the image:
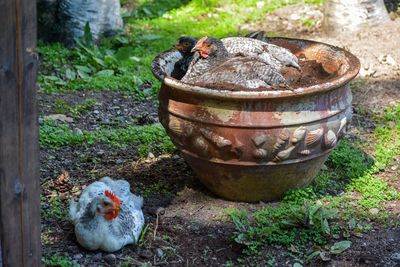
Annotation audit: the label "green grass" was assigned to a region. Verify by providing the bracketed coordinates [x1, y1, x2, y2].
[41, 196, 69, 221]
[228, 104, 400, 260]
[52, 98, 97, 118]
[38, 0, 324, 95]
[39, 120, 175, 157]
[42, 255, 76, 267]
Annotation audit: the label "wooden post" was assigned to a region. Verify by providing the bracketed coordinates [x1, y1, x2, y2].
[0, 0, 41, 266]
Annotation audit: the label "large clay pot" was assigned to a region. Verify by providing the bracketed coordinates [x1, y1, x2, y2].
[151, 38, 360, 202]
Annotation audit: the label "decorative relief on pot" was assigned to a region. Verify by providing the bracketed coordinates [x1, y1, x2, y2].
[305, 128, 323, 147]
[291, 126, 307, 144]
[251, 133, 273, 161]
[324, 130, 337, 149]
[168, 116, 194, 138]
[253, 148, 268, 160]
[337, 117, 347, 138]
[252, 134, 268, 147]
[200, 128, 232, 149]
[274, 146, 296, 161]
[193, 136, 210, 158]
[272, 128, 290, 154]
[298, 149, 312, 156]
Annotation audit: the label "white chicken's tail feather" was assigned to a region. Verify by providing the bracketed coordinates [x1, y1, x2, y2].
[131, 194, 144, 209]
[69, 199, 79, 223]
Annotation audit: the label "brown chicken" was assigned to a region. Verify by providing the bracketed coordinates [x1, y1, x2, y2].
[182, 37, 287, 90]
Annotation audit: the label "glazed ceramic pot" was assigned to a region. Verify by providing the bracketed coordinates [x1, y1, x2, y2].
[152, 37, 360, 202]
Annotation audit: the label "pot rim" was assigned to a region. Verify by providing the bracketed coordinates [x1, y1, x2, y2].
[151, 37, 361, 100]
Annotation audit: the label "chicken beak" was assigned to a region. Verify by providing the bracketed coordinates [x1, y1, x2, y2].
[191, 45, 201, 53]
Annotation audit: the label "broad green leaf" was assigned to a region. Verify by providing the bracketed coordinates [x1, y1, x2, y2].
[44, 75, 62, 81]
[75, 65, 93, 74]
[77, 70, 90, 79]
[306, 251, 321, 261]
[65, 69, 76, 80]
[330, 240, 352, 254]
[321, 218, 330, 235]
[95, 69, 114, 77]
[319, 251, 331, 261]
[93, 57, 105, 67]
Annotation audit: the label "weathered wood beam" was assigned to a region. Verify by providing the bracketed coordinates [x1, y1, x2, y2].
[0, 0, 41, 266]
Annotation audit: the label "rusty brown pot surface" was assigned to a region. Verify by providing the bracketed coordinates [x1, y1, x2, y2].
[152, 37, 360, 202]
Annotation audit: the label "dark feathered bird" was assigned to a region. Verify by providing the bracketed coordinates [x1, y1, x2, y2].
[170, 36, 197, 79]
[181, 37, 231, 82]
[182, 37, 287, 89]
[245, 30, 267, 40]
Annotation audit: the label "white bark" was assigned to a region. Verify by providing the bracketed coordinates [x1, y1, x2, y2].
[323, 0, 390, 33]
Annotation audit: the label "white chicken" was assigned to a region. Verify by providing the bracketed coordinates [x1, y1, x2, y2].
[69, 177, 144, 252]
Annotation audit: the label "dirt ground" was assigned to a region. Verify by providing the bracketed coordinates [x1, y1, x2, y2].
[40, 5, 400, 267]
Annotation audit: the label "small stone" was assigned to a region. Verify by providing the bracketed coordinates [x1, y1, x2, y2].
[93, 110, 100, 115]
[321, 164, 328, 170]
[155, 248, 164, 258]
[73, 253, 83, 260]
[104, 254, 116, 265]
[115, 159, 123, 164]
[44, 114, 74, 123]
[172, 154, 180, 160]
[93, 252, 102, 261]
[391, 253, 400, 262]
[148, 152, 155, 159]
[139, 249, 153, 259]
[369, 208, 379, 215]
[97, 150, 105, 156]
[74, 128, 83, 135]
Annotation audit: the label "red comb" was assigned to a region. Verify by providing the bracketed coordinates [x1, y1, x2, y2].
[196, 36, 208, 46]
[105, 190, 121, 206]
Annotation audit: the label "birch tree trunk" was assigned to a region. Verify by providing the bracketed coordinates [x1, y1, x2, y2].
[323, 0, 390, 33]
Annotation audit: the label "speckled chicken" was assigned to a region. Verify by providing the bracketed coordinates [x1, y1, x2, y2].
[221, 36, 301, 71]
[69, 177, 144, 252]
[170, 36, 197, 79]
[182, 37, 287, 89]
[181, 36, 301, 87]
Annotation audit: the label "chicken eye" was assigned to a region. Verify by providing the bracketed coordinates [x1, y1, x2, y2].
[103, 202, 110, 207]
[183, 42, 190, 47]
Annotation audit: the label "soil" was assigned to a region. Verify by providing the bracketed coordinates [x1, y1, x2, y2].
[40, 5, 400, 267]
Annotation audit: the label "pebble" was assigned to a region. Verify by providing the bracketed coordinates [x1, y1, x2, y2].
[172, 154, 180, 160]
[115, 159, 124, 164]
[93, 110, 100, 115]
[74, 128, 83, 135]
[148, 152, 155, 159]
[139, 249, 153, 259]
[103, 254, 116, 265]
[73, 253, 83, 260]
[93, 252, 102, 261]
[97, 150, 105, 156]
[155, 248, 164, 258]
[369, 208, 380, 215]
[391, 253, 400, 262]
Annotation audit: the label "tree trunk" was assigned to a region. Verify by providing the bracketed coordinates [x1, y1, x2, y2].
[37, 0, 123, 45]
[323, 0, 390, 33]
